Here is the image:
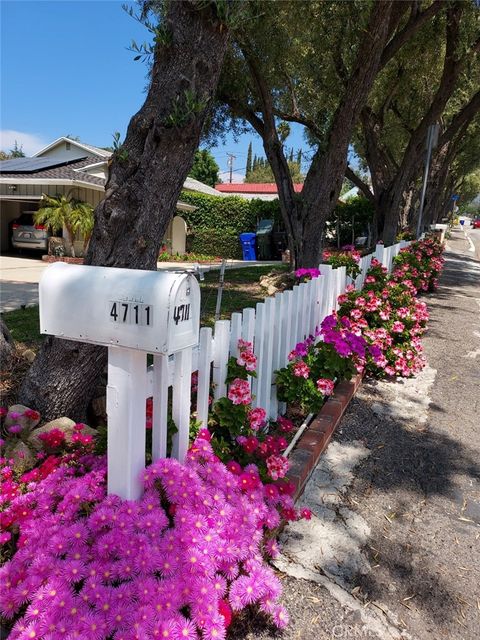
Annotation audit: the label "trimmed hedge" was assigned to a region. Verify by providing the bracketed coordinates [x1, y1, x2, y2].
[187, 227, 243, 259]
[179, 191, 282, 258]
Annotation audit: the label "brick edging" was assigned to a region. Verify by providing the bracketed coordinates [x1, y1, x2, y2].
[41, 255, 85, 264]
[286, 373, 363, 501]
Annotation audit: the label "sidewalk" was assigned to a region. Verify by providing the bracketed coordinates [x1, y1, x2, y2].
[236, 229, 480, 639]
[0, 255, 281, 312]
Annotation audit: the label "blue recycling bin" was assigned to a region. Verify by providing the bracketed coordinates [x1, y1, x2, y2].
[239, 232, 257, 261]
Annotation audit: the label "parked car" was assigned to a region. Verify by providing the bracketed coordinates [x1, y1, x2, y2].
[11, 212, 50, 251]
[471, 218, 480, 229]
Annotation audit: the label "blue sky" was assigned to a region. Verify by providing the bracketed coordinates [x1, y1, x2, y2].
[0, 0, 305, 182]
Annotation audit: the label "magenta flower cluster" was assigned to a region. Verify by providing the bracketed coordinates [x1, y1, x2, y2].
[294, 267, 321, 280]
[1, 433, 291, 639]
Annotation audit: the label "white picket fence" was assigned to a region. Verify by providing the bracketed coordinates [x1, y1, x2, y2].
[144, 240, 410, 469]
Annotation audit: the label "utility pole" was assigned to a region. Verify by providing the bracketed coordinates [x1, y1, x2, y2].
[227, 153, 236, 183]
[416, 123, 440, 239]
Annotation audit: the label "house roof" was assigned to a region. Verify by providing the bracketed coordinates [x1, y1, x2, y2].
[1, 137, 223, 197]
[0, 155, 106, 188]
[183, 176, 224, 196]
[34, 137, 112, 159]
[215, 182, 303, 194]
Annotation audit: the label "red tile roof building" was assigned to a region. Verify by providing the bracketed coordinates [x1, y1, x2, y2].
[215, 183, 303, 200]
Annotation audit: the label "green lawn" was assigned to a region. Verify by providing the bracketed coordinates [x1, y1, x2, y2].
[199, 264, 288, 326]
[2, 306, 42, 345]
[2, 265, 288, 346]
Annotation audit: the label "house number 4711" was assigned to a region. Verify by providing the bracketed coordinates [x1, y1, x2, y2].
[109, 301, 153, 326]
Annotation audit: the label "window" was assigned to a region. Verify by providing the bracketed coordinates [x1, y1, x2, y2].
[66, 142, 71, 150]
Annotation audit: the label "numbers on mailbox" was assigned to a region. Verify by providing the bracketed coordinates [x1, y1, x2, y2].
[173, 304, 190, 325]
[109, 301, 153, 326]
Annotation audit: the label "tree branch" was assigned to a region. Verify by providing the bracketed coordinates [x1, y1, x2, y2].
[345, 166, 375, 202]
[439, 89, 480, 148]
[381, 0, 443, 68]
[271, 108, 324, 139]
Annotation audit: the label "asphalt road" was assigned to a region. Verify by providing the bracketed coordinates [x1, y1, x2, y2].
[463, 225, 480, 260]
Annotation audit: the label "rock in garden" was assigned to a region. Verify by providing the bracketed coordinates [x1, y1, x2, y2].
[28, 417, 96, 450]
[4, 404, 41, 430]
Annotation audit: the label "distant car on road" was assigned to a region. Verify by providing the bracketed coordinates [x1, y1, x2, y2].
[472, 218, 480, 229]
[11, 212, 50, 252]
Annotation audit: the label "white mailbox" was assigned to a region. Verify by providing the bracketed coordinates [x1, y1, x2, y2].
[39, 262, 202, 502]
[39, 262, 200, 354]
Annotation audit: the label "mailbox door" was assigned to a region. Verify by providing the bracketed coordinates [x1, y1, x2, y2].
[167, 273, 200, 353]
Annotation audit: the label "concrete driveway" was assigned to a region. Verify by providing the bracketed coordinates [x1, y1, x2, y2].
[0, 255, 48, 312]
[0, 255, 281, 313]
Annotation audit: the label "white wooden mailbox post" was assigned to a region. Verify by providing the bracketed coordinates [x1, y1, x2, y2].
[39, 262, 200, 500]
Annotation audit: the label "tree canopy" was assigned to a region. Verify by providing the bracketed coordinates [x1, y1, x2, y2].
[188, 148, 220, 187]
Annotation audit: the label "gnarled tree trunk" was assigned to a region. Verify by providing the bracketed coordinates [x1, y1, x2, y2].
[19, 1, 230, 421]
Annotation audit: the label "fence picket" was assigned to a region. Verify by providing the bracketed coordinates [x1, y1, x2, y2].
[299, 282, 309, 340]
[270, 293, 284, 417]
[171, 348, 193, 462]
[196, 327, 213, 428]
[242, 307, 256, 344]
[212, 320, 230, 401]
[230, 312, 242, 357]
[291, 286, 300, 346]
[152, 354, 169, 460]
[282, 290, 293, 367]
[252, 302, 266, 405]
[259, 297, 275, 418]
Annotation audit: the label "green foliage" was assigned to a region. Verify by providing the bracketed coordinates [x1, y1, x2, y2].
[275, 341, 355, 414]
[35, 194, 94, 258]
[178, 192, 282, 258]
[225, 355, 256, 385]
[2, 307, 41, 345]
[212, 396, 248, 437]
[112, 131, 128, 162]
[188, 227, 242, 259]
[0, 141, 25, 160]
[9, 141, 25, 158]
[245, 141, 253, 178]
[323, 252, 361, 279]
[165, 89, 208, 128]
[245, 156, 303, 183]
[189, 149, 219, 187]
[178, 192, 279, 232]
[328, 196, 374, 245]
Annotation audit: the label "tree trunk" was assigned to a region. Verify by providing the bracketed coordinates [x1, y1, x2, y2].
[66, 225, 76, 258]
[19, 1, 230, 422]
[378, 3, 468, 242]
[284, 2, 395, 268]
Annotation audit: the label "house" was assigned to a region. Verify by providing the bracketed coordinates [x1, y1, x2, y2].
[215, 182, 303, 201]
[0, 137, 223, 254]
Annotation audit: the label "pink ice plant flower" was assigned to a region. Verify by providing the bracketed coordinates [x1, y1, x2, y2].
[0, 435, 296, 638]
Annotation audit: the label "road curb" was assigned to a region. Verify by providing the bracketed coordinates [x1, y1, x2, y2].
[287, 373, 363, 501]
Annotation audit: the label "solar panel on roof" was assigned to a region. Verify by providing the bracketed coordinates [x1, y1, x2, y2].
[0, 157, 87, 173]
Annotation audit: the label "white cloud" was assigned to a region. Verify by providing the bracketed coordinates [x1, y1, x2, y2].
[0, 130, 49, 156]
[218, 171, 245, 184]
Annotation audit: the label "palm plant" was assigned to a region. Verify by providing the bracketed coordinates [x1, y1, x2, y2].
[34, 194, 94, 257]
[71, 201, 94, 253]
